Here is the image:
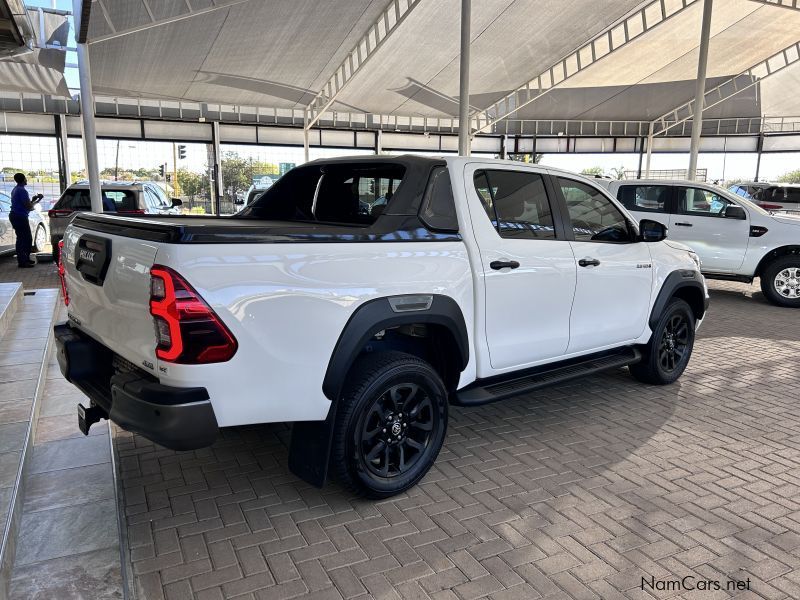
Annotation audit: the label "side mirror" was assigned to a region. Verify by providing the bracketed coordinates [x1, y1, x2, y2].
[724, 205, 746, 220]
[639, 219, 667, 242]
[171, 198, 182, 207]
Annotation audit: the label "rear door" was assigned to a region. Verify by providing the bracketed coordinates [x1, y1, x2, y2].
[466, 164, 577, 371]
[554, 176, 653, 354]
[668, 186, 749, 273]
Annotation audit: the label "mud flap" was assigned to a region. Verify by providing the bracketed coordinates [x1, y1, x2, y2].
[288, 404, 337, 488]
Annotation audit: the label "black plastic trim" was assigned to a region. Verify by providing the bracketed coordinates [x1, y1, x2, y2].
[322, 295, 469, 402]
[53, 321, 218, 450]
[649, 270, 708, 329]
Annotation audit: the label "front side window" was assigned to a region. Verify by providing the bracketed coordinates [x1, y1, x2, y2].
[558, 178, 631, 243]
[617, 185, 670, 213]
[0, 193, 10, 211]
[677, 187, 732, 217]
[473, 169, 555, 239]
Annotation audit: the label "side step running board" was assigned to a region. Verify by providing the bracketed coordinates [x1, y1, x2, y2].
[453, 347, 641, 407]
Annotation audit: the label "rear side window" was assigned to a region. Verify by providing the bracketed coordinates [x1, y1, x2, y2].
[617, 185, 671, 213]
[419, 167, 458, 232]
[766, 186, 800, 203]
[244, 164, 405, 226]
[473, 169, 556, 239]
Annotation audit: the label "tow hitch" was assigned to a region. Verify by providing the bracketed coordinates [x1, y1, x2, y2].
[78, 403, 106, 435]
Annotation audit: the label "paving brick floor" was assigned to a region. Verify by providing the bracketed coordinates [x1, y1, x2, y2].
[0, 252, 59, 290]
[112, 279, 800, 600]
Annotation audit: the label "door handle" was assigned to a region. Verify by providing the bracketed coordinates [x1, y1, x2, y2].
[490, 260, 520, 270]
[578, 257, 601, 267]
[674, 222, 693, 227]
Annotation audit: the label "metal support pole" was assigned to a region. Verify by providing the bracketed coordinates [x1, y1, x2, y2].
[375, 130, 382, 155]
[457, 0, 471, 156]
[688, 0, 714, 180]
[211, 121, 222, 215]
[754, 133, 764, 181]
[500, 135, 508, 160]
[76, 41, 102, 212]
[54, 114, 70, 192]
[303, 112, 310, 163]
[636, 137, 644, 179]
[645, 122, 654, 177]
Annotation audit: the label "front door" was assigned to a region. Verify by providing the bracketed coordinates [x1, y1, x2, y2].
[467, 166, 577, 372]
[554, 176, 654, 355]
[668, 186, 749, 273]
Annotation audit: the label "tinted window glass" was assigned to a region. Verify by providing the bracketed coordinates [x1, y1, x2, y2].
[473, 170, 555, 239]
[558, 178, 631, 243]
[244, 164, 405, 226]
[420, 167, 458, 231]
[617, 185, 670, 213]
[57, 189, 91, 209]
[678, 187, 731, 216]
[102, 190, 138, 211]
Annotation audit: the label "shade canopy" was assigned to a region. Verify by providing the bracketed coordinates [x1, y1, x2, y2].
[75, 0, 800, 128]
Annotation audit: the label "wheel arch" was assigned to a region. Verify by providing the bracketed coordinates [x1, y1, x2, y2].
[649, 270, 707, 330]
[754, 245, 800, 278]
[322, 294, 469, 402]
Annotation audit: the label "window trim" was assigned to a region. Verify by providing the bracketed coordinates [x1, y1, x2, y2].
[553, 175, 638, 244]
[472, 167, 563, 241]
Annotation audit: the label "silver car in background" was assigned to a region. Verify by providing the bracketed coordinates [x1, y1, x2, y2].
[48, 181, 182, 262]
[0, 191, 49, 256]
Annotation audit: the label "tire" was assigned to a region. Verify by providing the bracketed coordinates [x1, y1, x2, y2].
[760, 256, 800, 308]
[32, 224, 46, 253]
[630, 298, 695, 385]
[331, 351, 448, 499]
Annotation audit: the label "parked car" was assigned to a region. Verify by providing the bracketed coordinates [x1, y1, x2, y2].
[599, 179, 800, 307]
[48, 181, 182, 262]
[239, 176, 275, 206]
[55, 156, 707, 498]
[728, 181, 800, 212]
[0, 190, 49, 256]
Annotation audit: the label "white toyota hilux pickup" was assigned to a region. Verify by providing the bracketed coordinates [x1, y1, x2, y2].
[55, 156, 708, 498]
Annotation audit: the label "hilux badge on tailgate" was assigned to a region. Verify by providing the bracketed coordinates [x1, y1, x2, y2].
[79, 249, 96, 262]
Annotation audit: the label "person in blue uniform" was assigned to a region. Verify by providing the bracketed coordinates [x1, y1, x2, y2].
[10, 173, 43, 268]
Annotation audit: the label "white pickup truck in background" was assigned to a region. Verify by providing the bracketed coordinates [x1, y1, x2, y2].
[54, 156, 708, 498]
[598, 179, 800, 308]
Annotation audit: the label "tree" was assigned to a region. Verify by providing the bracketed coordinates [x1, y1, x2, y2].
[609, 166, 626, 180]
[177, 168, 205, 199]
[580, 166, 604, 176]
[777, 169, 800, 183]
[221, 152, 280, 201]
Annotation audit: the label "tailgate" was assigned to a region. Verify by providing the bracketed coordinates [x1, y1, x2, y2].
[62, 224, 158, 372]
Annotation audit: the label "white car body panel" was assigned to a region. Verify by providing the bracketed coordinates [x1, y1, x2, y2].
[61, 158, 707, 431]
[602, 179, 800, 278]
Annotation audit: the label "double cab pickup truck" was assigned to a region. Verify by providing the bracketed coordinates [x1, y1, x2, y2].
[54, 156, 708, 498]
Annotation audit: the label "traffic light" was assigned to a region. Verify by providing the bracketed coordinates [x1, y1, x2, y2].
[177, 145, 186, 160]
[158, 164, 165, 177]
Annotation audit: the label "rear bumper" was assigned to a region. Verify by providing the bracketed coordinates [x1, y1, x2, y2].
[53, 321, 218, 450]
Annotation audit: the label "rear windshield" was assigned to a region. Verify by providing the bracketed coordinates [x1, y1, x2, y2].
[56, 189, 138, 212]
[241, 163, 405, 225]
[762, 186, 800, 203]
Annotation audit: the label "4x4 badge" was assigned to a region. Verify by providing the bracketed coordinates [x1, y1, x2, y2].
[637, 263, 652, 269]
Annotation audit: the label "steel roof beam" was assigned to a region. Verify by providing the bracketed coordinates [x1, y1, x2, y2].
[652, 40, 800, 136]
[88, 0, 255, 44]
[305, 0, 422, 130]
[471, 0, 700, 136]
[747, 0, 800, 12]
